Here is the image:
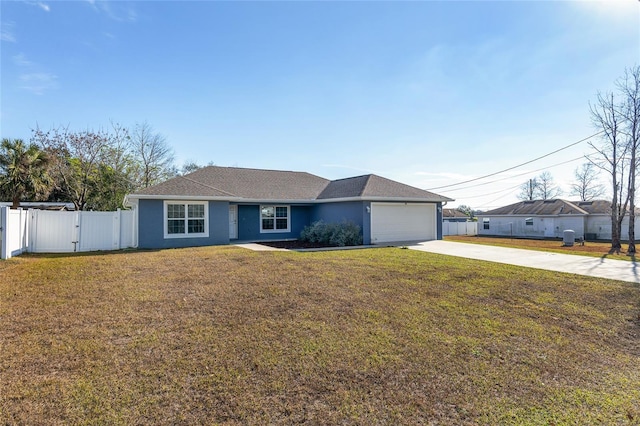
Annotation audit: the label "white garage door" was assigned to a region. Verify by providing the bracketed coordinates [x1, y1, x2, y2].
[371, 202, 436, 244]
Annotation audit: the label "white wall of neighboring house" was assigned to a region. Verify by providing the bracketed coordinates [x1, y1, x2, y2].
[477, 215, 585, 239]
[478, 213, 640, 241]
[1, 207, 136, 259]
[585, 215, 640, 241]
[585, 215, 612, 240]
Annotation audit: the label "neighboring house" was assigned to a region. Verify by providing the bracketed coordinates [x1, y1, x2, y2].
[442, 208, 469, 222]
[477, 199, 640, 240]
[0, 202, 75, 211]
[124, 166, 453, 249]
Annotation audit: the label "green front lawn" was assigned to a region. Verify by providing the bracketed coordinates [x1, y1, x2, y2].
[1, 247, 639, 424]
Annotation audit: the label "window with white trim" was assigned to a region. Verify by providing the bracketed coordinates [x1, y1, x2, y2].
[260, 205, 290, 232]
[525, 217, 534, 226]
[483, 218, 490, 230]
[164, 201, 209, 238]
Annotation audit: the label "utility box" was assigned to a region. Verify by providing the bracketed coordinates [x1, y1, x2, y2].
[563, 230, 575, 247]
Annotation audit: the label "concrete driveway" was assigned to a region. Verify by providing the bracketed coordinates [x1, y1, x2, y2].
[409, 240, 640, 284]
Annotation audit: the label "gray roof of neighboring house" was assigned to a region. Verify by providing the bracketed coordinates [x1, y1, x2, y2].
[571, 200, 616, 215]
[480, 199, 590, 216]
[128, 166, 452, 202]
[442, 208, 469, 218]
[0, 202, 75, 211]
[480, 199, 640, 216]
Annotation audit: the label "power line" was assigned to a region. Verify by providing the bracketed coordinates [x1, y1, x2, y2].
[426, 130, 605, 191]
[477, 189, 521, 210]
[439, 153, 596, 193]
[447, 183, 522, 200]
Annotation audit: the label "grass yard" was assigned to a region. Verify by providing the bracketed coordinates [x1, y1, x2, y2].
[446, 235, 637, 261]
[1, 246, 639, 425]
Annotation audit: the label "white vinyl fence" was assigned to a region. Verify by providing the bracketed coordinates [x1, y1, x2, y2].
[1, 206, 136, 259]
[0, 207, 30, 259]
[443, 221, 477, 236]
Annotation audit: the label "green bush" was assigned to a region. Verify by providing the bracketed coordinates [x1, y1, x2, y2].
[300, 220, 363, 247]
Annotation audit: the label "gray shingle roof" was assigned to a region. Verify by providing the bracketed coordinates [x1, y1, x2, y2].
[129, 166, 453, 202]
[481, 199, 640, 217]
[317, 174, 450, 201]
[443, 208, 469, 218]
[133, 166, 329, 200]
[481, 199, 590, 216]
[572, 200, 614, 215]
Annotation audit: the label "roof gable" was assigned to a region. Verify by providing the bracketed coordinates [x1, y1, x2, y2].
[362, 174, 448, 200]
[317, 175, 369, 199]
[317, 174, 451, 201]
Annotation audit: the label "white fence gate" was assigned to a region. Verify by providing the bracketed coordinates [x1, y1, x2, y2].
[1, 207, 136, 259]
[29, 209, 78, 253]
[443, 221, 478, 236]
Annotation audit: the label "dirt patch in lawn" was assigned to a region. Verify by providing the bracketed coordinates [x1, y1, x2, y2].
[258, 240, 332, 249]
[259, 240, 364, 249]
[1, 247, 639, 424]
[446, 235, 637, 260]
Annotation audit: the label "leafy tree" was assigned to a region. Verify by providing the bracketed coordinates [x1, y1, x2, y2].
[180, 161, 203, 175]
[570, 162, 605, 201]
[0, 138, 50, 208]
[32, 126, 121, 210]
[27, 121, 180, 211]
[95, 124, 138, 210]
[90, 163, 137, 211]
[179, 160, 216, 176]
[456, 204, 473, 218]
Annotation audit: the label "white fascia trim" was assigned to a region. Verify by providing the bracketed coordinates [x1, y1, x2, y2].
[126, 195, 453, 204]
[127, 194, 319, 204]
[127, 194, 233, 201]
[231, 198, 316, 204]
[123, 196, 138, 209]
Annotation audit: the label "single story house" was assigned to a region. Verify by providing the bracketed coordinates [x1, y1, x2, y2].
[124, 166, 453, 249]
[477, 199, 640, 240]
[442, 208, 469, 222]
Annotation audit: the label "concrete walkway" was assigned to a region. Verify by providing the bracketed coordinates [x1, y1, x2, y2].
[409, 240, 640, 284]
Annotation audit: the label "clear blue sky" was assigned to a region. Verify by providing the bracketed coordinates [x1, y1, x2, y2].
[1, 0, 638, 210]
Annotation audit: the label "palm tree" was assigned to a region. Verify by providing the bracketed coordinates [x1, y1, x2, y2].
[0, 138, 50, 208]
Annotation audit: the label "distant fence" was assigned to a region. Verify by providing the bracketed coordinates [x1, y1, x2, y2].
[1, 207, 136, 259]
[443, 221, 477, 236]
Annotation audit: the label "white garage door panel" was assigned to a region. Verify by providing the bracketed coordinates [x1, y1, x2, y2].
[371, 203, 436, 244]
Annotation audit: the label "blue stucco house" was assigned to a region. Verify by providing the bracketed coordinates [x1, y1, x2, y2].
[124, 166, 453, 249]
